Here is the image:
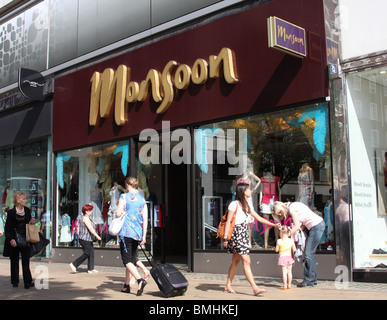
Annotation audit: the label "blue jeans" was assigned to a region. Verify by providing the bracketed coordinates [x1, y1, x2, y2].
[304, 221, 325, 285]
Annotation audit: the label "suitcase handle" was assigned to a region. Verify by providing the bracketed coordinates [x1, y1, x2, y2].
[131, 226, 155, 268]
[139, 243, 154, 267]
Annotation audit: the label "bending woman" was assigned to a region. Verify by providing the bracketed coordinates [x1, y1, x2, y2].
[272, 201, 325, 287]
[223, 181, 280, 295]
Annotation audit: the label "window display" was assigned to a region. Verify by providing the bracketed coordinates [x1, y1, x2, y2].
[195, 103, 333, 252]
[56, 142, 129, 248]
[347, 67, 387, 269]
[56, 141, 155, 261]
[0, 140, 49, 256]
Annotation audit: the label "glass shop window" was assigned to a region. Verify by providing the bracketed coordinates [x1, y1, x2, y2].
[195, 103, 334, 251]
[347, 67, 387, 269]
[0, 140, 48, 255]
[56, 141, 129, 248]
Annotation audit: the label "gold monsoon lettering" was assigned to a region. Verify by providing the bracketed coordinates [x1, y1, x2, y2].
[89, 47, 238, 126]
[277, 26, 304, 46]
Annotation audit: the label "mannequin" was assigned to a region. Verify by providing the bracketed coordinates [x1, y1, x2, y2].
[297, 163, 314, 208]
[241, 170, 261, 193]
[60, 213, 72, 245]
[90, 183, 104, 224]
[238, 171, 261, 249]
[260, 171, 280, 249]
[1, 179, 10, 205]
[231, 171, 261, 199]
[108, 182, 125, 223]
[107, 182, 125, 245]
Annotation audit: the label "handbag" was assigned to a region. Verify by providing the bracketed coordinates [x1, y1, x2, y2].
[108, 213, 126, 236]
[217, 203, 238, 240]
[15, 231, 28, 247]
[26, 224, 40, 243]
[30, 232, 50, 258]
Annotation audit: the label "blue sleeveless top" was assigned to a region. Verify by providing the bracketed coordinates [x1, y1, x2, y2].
[119, 192, 146, 240]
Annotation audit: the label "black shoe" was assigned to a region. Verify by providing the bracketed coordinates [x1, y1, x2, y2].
[372, 248, 387, 254]
[137, 278, 147, 296]
[12, 283, 18, 288]
[121, 283, 130, 293]
[374, 263, 387, 268]
[24, 281, 34, 289]
[297, 281, 314, 288]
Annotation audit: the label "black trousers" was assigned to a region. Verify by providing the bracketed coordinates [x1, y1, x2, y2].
[72, 239, 95, 271]
[10, 246, 33, 286]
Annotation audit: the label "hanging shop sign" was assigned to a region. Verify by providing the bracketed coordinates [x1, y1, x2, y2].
[89, 47, 238, 127]
[267, 16, 307, 58]
[18, 68, 46, 101]
[326, 37, 339, 65]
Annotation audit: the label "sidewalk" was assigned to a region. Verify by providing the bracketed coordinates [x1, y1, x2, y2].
[0, 258, 386, 301]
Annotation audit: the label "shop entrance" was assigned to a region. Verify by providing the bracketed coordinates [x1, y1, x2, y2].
[136, 138, 188, 265]
[165, 162, 188, 264]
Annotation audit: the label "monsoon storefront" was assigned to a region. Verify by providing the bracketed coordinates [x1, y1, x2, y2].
[50, 0, 338, 279]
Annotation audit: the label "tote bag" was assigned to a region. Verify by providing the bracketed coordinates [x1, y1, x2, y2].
[108, 213, 126, 236]
[26, 224, 40, 243]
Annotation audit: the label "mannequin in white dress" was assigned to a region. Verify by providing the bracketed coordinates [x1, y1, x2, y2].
[297, 163, 314, 209]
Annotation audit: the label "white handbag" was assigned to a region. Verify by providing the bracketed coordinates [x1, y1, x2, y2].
[108, 213, 126, 236]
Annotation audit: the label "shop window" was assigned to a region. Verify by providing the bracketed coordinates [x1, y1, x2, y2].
[56, 141, 130, 248]
[194, 103, 334, 252]
[0, 140, 48, 255]
[347, 67, 387, 269]
[0, 148, 11, 254]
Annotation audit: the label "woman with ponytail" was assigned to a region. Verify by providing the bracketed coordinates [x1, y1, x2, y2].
[223, 180, 281, 296]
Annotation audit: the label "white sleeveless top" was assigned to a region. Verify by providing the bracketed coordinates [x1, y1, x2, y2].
[227, 200, 253, 225]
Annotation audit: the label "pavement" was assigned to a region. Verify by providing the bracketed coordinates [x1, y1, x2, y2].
[0, 257, 386, 312]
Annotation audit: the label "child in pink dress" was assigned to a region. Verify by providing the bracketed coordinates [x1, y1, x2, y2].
[275, 226, 296, 290]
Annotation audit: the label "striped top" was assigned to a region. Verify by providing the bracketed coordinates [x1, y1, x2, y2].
[78, 216, 95, 241]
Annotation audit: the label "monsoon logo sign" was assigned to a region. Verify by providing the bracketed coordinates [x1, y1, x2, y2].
[267, 16, 307, 58]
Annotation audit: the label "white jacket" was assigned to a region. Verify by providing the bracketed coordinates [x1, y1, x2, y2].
[294, 229, 307, 263]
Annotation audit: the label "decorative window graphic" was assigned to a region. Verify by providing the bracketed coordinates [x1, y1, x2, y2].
[0, 2, 48, 88]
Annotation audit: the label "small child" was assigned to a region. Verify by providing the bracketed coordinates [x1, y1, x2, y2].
[275, 226, 296, 290]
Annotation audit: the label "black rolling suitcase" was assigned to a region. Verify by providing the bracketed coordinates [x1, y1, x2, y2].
[150, 263, 189, 297]
[140, 246, 189, 297]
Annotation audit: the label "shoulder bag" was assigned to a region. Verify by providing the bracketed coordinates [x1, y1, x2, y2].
[30, 232, 50, 257]
[217, 202, 238, 240]
[108, 213, 126, 236]
[15, 230, 28, 247]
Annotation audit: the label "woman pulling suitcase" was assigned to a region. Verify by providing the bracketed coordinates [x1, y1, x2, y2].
[116, 176, 150, 295]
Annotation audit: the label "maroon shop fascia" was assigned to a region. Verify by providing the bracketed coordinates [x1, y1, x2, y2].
[52, 0, 328, 152]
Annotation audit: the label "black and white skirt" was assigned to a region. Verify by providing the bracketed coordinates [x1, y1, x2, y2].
[227, 221, 249, 255]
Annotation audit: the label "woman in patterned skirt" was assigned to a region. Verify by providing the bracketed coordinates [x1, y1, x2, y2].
[222, 180, 281, 295]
